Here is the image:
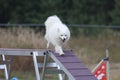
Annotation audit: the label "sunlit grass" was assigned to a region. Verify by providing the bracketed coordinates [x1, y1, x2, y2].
[0, 27, 120, 63]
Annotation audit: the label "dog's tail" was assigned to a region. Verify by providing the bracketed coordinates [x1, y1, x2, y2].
[44, 15, 62, 29]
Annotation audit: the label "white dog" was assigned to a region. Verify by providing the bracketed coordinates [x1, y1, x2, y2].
[44, 15, 70, 55]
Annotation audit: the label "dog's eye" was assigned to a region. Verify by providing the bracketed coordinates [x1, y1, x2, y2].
[61, 35, 63, 36]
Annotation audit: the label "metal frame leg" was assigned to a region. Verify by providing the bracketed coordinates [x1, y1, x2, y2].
[0, 55, 13, 80]
[32, 52, 41, 80]
[41, 51, 48, 80]
[64, 74, 69, 80]
[57, 65, 63, 80]
[8, 56, 13, 80]
[2, 54, 9, 80]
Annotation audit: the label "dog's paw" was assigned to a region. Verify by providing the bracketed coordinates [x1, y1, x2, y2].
[59, 52, 65, 56]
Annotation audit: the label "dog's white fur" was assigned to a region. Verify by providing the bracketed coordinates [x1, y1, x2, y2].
[44, 15, 70, 55]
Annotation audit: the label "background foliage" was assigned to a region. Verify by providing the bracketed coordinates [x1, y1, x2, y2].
[0, 0, 116, 24]
[1, 0, 119, 36]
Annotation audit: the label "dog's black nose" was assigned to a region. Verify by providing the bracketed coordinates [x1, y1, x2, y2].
[62, 38, 66, 42]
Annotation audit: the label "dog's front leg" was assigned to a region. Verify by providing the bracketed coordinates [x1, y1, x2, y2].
[55, 46, 64, 56]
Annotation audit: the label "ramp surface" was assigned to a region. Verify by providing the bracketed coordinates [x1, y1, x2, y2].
[49, 50, 97, 80]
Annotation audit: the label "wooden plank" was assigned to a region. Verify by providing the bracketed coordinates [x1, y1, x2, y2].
[51, 50, 74, 56]
[62, 62, 87, 69]
[68, 69, 93, 76]
[55, 56, 81, 63]
[75, 76, 97, 80]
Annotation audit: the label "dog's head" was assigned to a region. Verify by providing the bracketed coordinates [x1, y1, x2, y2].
[58, 25, 70, 43]
[59, 33, 69, 42]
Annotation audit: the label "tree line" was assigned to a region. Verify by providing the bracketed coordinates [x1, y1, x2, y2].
[0, 0, 117, 24]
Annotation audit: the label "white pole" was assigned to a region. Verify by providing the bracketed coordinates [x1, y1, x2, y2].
[92, 59, 103, 73]
[2, 55, 9, 80]
[57, 65, 63, 80]
[32, 52, 41, 80]
[106, 49, 110, 80]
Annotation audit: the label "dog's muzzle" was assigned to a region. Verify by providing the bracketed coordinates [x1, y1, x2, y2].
[62, 38, 66, 42]
[59, 37, 66, 42]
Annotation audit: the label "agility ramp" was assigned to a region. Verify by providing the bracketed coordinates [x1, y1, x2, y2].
[47, 50, 97, 80]
[0, 48, 97, 80]
[30, 49, 98, 80]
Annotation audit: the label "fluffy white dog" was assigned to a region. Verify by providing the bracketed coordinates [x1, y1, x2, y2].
[44, 15, 70, 55]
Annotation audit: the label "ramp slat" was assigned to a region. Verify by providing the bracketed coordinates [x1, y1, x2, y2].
[62, 62, 86, 69]
[69, 69, 92, 76]
[53, 50, 74, 56]
[75, 76, 97, 80]
[55, 56, 81, 63]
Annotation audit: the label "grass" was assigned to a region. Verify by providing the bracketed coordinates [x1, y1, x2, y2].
[0, 63, 120, 80]
[0, 27, 120, 80]
[0, 70, 60, 80]
[0, 71, 36, 80]
[0, 27, 45, 49]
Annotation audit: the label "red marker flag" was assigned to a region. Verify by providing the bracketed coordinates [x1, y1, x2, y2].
[93, 60, 107, 80]
[92, 49, 110, 80]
